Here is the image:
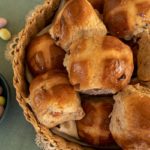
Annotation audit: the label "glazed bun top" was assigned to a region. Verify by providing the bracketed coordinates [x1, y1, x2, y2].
[27, 33, 65, 76]
[76, 96, 114, 145]
[49, 0, 107, 51]
[104, 0, 150, 39]
[64, 35, 134, 94]
[29, 70, 85, 128]
[110, 84, 150, 149]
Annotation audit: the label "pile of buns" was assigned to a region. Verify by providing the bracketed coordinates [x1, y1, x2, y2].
[26, 0, 150, 149]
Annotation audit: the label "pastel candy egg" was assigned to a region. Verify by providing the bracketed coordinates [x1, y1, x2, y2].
[0, 28, 11, 40]
[0, 96, 6, 106]
[0, 18, 7, 28]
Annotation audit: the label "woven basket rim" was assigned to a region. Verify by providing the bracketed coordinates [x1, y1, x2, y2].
[10, 0, 83, 149]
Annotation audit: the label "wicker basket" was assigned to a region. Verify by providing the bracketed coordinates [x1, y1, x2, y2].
[8, 0, 84, 149]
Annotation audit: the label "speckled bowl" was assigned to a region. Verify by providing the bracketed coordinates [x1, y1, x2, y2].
[0, 73, 10, 124]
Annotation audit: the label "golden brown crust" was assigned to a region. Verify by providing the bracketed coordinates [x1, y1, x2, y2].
[102, 58, 128, 90]
[65, 0, 104, 13]
[49, 0, 107, 51]
[64, 35, 134, 94]
[26, 33, 65, 76]
[29, 70, 85, 128]
[123, 39, 139, 70]
[76, 96, 114, 146]
[104, 0, 150, 39]
[137, 31, 150, 81]
[110, 84, 150, 149]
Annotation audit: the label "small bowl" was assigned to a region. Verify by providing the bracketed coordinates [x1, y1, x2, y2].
[0, 73, 10, 124]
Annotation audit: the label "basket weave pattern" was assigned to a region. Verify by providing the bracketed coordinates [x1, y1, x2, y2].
[9, 0, 83, 149]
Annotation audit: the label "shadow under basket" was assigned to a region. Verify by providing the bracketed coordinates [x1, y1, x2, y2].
[8, 0, 120, 149]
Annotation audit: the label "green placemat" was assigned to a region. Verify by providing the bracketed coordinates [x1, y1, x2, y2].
[0, 0, 43, 150]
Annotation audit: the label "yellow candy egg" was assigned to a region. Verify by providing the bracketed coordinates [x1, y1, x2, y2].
[0, 96, 6, 106]
[0, 28, 11, 40]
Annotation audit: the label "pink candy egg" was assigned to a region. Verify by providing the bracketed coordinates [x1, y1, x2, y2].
[0, 18, 7, 28]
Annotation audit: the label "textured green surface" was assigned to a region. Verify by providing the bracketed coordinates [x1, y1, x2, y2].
[0, 0, 43, 149]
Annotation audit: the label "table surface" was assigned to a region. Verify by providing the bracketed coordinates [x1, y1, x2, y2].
[0, 0, 44, 149]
